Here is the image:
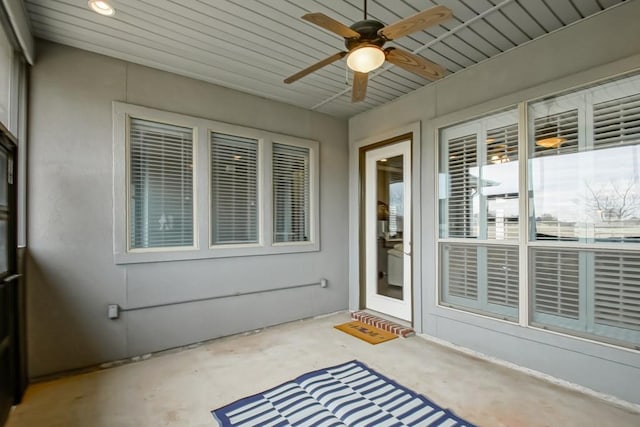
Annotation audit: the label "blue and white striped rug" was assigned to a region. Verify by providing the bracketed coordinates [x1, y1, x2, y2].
[212, 360, 475, 426]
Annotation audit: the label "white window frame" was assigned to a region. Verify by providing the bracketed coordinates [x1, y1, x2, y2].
[437, 109, 520, 322]
[113, 102, 320, 264]
[271, 138, 318, 246]
[436, 71, 640, 351]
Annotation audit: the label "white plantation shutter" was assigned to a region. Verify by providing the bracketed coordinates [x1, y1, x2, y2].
[442, 244, 519, 317]
[435, 74, 640, 347]
[531, 248, 640, 346]
[486, 246, 519, 308]
[129, 118, 194, 249]
[532, 110, 579, 157]
[593, 93, 640, 149]
[530, 108, 580, 242]
[210, 133, 258, 245]
[439, 110, 520, 320]
[486, 123, 519, 241]
[444, 244, 478, 300]
[486, 124, 518, 164]
[532, 248, 580, 319]
[594, 252, 640, 332]
[273, 143, 310, 243]
[446, 134, 477, 238]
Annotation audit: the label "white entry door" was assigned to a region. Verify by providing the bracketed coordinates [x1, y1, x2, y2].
[364, 140, 412, 321]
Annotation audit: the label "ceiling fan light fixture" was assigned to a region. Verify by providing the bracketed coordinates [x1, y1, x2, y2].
[347, 45, 385, 73]
[88, 0, 115, 16]
[535, 136, 566, 148]
[535, 121, 566, 148]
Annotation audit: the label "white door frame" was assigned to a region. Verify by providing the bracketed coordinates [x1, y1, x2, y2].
[363, 139, 412, 321]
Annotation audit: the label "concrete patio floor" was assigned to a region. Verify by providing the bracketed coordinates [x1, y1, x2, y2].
[6, 312, 640, 426]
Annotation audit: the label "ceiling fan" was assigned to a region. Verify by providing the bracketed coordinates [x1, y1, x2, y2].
[284, 1, 453, 102]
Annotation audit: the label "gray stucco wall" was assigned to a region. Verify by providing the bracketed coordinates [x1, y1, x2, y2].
[349, 2, 640, 404]
[27, 40, 349, 377]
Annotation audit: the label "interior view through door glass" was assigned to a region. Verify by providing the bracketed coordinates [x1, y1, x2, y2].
[376, 155, 404, 300]
[0, 142, 13, 425]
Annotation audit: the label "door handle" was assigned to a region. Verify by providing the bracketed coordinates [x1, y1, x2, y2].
[403, 242, 412, 256]
[3, 273, 21, 283]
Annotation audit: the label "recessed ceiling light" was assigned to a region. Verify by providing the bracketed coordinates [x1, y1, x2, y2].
[88, 0, 115, 16]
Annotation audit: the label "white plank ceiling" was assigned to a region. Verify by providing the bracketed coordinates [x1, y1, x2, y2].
[24, 0, 627, 118]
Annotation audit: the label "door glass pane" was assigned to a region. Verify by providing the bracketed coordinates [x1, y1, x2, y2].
[376, 155, 403, 300]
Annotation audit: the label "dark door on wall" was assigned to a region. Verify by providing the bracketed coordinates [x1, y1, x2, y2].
[0, 135, 17, 426]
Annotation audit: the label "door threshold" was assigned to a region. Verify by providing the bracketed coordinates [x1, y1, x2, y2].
[352, 310, 414, 337]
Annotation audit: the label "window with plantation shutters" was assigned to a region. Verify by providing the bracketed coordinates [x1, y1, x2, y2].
[273, 143, 310, 243]
[129, 118, 194, 250]
[441, 243, 518, 318]
[439, 109, 519, 320]
[527, 73, 640, 348]
[210, 133, 258, 245]
[435, 72, 640, 348]
[531, 248, 640, 347]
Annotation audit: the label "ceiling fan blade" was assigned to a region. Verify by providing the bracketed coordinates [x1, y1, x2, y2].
[379, 5, 452, 40]
[385, 48, 446, 81]
[352, 72, 368, 103]
[284, 52, 347, 84]
[302, 13, 361, 39]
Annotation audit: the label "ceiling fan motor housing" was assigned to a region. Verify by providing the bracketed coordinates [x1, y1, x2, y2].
[346, 20, 386, 50]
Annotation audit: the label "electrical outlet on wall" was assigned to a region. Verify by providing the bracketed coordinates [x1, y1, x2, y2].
[107, 304, 119, 319]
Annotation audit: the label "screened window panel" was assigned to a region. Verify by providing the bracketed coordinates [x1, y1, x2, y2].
[211, 133, 258, 245]
[129, 118, 194, 249]
[273, 143, 310, 243]
[444, 134, 478, 238]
